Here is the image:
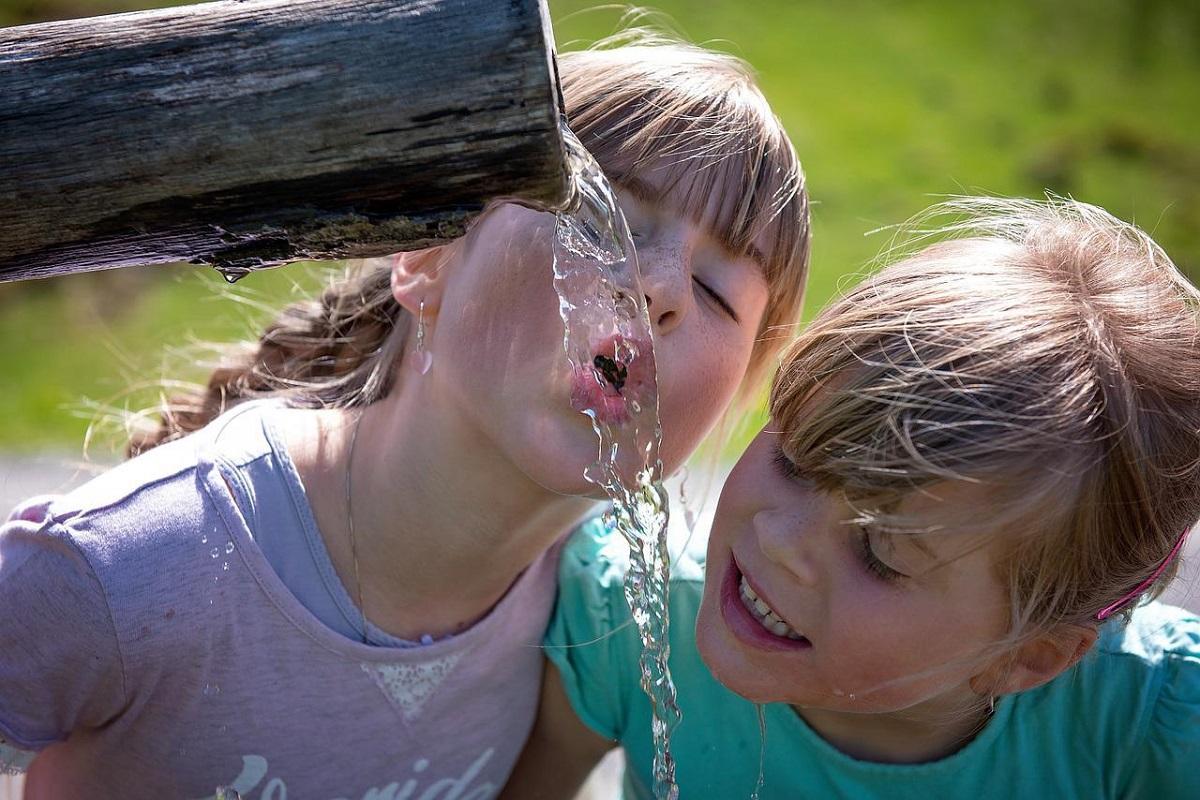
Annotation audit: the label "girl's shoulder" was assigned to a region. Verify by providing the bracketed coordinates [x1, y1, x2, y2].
[26, 399, 279, 534]
[2, 401, 285, 615]
[1061, 602, 1199, 796]
[1084, 601, 1200, 719]
[1096, 600, 1200, 662]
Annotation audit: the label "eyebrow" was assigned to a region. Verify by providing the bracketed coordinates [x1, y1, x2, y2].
[618, 176, 661, 204]
[616, 176, 770, 268]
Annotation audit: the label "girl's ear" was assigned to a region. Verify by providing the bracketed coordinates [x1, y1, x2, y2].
[973, 625, 1099, 697]
[390, 246, 451, 316]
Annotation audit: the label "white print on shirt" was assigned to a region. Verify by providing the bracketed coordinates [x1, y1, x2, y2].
[193, 749, 497, 800]
[361, 655, 464, 723]
[0, 736, 35, 774]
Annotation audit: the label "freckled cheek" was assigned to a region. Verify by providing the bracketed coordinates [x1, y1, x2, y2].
[825, 602, 967, 691]
[657, 343, 741, 444]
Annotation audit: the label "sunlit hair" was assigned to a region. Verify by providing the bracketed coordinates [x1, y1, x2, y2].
[125, 30, 809, 456]
[770, 196, 1200, 644]
[561, 31, 810, 394]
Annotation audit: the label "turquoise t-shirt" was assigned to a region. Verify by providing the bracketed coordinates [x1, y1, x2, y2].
[545, 520, 1200, 799]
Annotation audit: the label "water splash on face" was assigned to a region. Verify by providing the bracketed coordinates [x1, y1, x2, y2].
[552, 120, 681, 800]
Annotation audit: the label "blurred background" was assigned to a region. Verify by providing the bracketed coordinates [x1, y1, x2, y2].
[1, 0, 1198, 458]
[1, 2, 1198, 796]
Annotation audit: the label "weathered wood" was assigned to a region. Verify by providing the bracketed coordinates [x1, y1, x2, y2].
[0, 0, 569, 282]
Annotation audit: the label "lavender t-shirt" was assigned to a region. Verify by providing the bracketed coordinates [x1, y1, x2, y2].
[0, 404, 563, 800]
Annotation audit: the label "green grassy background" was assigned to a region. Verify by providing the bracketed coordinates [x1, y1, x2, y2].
[2, 0, 1198, 454]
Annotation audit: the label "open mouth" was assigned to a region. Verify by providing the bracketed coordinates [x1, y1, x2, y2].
[570, 334, 652, 425]
[739, 575, 806, 640]
[592, 353, 628, 391]
[721, 556, 812, 651]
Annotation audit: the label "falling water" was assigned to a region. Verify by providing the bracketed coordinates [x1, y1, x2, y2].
[552, 121, 681, 800]
[751, 704, 767, 800]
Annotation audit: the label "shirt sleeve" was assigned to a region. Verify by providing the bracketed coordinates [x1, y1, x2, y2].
[542, 518, 640, 742]
[0, 498, 127, 750]
[1121, 614, 1200, 796]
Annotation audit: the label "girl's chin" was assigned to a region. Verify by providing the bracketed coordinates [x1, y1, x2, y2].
[695, 599, 804, 705]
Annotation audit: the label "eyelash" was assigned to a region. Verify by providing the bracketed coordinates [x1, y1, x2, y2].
[694, 277, 739, 321]
[856, 527, 905, 583]
[772, 445, 802, 480]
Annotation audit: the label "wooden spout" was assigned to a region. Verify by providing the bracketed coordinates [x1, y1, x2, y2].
[0, 0, 570, 282]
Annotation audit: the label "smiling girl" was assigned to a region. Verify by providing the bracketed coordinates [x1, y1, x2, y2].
[0, 36, 809, 799]
[508, 197, 1200, 799]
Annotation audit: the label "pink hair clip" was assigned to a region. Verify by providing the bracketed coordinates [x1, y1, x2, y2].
[1096, 528, 1191, 621]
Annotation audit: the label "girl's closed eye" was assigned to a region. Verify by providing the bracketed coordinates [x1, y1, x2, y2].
[694, 276, 739, 322]
[771, 443, 803, 481]
[856, 526, 909, 583]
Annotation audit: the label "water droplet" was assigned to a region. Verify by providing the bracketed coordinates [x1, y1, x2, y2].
[848, 693, 857, 701]
[225, 541, 235, 554]
[584, 463, 607, 484]
[203, 683, 220, 696]
[213, 265, 252, 284]
[223, 562, 230, 571]
[201, 535, 208, 544]
[210, 547, 220, 558]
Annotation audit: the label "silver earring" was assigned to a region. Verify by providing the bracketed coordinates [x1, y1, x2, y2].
[413, 299, 433, 375]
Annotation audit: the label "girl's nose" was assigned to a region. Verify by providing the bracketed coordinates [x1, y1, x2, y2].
[638, 229, 692, 335]
[754, 510, 821, 587]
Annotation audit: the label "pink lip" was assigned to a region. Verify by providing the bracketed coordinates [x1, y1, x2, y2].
[569, 334, 654, 426]
[720, 555, 812, 653]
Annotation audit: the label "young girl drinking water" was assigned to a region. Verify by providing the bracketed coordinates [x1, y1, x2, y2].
[0, 37, 810, 799]
[508, 197, 1200, 799]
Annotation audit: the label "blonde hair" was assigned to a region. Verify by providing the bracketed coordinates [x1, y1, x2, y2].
[128, 31, 809, 456]
[770, 196, 1200, 641]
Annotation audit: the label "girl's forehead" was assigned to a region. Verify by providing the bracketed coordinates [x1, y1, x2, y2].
[616, 171, 770, 269]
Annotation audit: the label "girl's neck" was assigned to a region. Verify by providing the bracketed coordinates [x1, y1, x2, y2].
[283, 395, 596, 642]
[793, 690, 993, 765]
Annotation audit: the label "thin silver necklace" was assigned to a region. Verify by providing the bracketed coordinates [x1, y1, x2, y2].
[345, 409, 369, 643]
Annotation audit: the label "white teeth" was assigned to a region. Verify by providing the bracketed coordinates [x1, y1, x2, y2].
[738, 575, 805, 642]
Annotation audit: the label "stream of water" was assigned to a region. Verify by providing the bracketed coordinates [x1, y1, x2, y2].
[551, 121, 681, 800]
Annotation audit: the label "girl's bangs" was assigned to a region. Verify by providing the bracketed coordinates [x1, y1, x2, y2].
[589, 106, 805, 286]
[561, 49, 808, 321]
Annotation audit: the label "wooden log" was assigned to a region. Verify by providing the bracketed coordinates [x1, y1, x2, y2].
[0, 0, 569, 282]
